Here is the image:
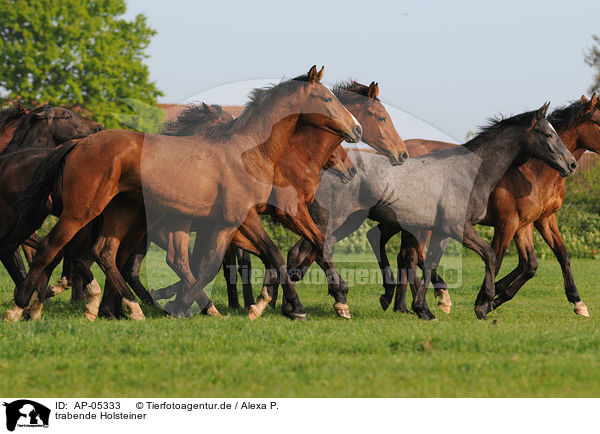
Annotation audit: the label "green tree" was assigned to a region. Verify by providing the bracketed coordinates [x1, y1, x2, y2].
[0, 0, 163, 129]
[585, 34, 600, 94]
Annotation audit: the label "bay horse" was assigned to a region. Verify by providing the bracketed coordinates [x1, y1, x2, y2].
[286, 104, 578, 320]
[374, 95, 600, 317]
[149, 81, 394, 320]
[124, 102, 357, 313]
[250, 80, 408, 317]
[7, 66, 362, 322]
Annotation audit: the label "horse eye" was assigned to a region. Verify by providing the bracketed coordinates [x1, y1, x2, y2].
[64, 114, 72, 120]
[544, 132, 552, 138]
[321, 96, 332, 102]
[377, 116, 386, 122]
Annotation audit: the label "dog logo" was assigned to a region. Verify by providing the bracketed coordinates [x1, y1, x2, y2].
[3, 400, 50, 431]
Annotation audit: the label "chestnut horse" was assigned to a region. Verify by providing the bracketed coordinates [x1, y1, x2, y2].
[7, 66, 362, 322]
[374, 95, 600, 317]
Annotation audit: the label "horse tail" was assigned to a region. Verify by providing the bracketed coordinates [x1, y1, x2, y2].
[16, 142, 77, 225]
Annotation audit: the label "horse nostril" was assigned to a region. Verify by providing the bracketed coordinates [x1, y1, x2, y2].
[353, 125, 362, 139]
[401, 152, 408, 161]
[570, 161, 578, 170]
[350, 167, 357, 177]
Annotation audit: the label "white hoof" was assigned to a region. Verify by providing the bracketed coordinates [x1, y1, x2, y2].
[3, 304, 24, 322]
[574, 301, 590, 317]
[435, 289, 452, 314]
[123, 299, 145, 321]
[84, 279, 102, 321]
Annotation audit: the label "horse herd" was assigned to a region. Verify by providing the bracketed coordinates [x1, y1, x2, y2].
[1, 65, 598, 324]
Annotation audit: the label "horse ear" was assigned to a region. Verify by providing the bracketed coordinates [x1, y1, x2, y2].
[585, 93, 597, 113]
[580, 95, 589, 104]
[33, 108, 53, 119]
[537, 102, 549, 119]
[201, 102, 214, 113]
[367, 82, 379, 99]
[307, 65, 319, 82]
[316, 66, 324, 82]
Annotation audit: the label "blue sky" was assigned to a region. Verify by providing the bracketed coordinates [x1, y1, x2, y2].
[125, 0, 600, 141]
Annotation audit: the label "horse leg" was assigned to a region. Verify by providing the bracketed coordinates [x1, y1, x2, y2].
[412, 233, 448, 321]
[237, 210, 306, 321]
[285, 203, 352, 318]
[167, 223, 235, 317]
[414, 230, 452, 314]
[534, 214, 588, 316]
[394, 230, 419, 314]
[462, 224, 498, 320]
[69, 253, 102, 321]
[222, 245, 241, 308]
[92, 201, 145, 320]
[3, 249, 27, 297]
[236, 248, 255, 309]
[121, 236, 154, 304]
[21, 248, 65, 321]
[366, 223, 401, 311]
[287, 238, 318, 281]
[6, 217, 88, 322]
[490, 224, 538, 312]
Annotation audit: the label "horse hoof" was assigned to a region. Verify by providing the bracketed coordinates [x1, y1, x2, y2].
[474, 306, 488, 320]
[379, 295, 391, 311]
[393, 306, 411, 314]
[415, 309, 436, 321]
[3, 305, 24, 322]
[334, 303, 351, 319]
[205, 305, 223, 318]
[574, 301, 590, 317]
[290, 313, 307, 321]
[122, 300, 145, 321]
[435, 289, 452, 314]
[248, 305, 262, 321]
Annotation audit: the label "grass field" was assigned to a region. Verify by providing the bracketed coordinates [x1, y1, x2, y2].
[1, 249, 599, 397]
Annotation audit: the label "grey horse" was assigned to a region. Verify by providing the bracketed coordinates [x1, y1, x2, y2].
[287, 103, 578, 320]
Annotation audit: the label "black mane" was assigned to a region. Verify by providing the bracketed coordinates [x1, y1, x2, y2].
[332, 80, 378, 105]
[0, 105, 52, 155]
[548, 99, 597, 133]
[0, 102, 29, 130]
[202, 73, 312, 141]
[162, 104, 225, 136]
[464, 109, 538, 150]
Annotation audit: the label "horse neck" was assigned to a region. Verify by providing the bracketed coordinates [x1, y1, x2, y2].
[239, 110, 301, 171]
[290, 126, 342, 171]
[467, 130, 526, 198]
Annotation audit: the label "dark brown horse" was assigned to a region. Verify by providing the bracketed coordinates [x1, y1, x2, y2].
[0, 105, 102, 298]
[7, 66, 362, 322]
[374, 95, 600, 317]
[0, 105, 103, 155]
[0, 102, 30, 149]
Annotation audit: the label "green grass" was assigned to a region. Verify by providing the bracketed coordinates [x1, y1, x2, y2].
[1, 250, 599, 397]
